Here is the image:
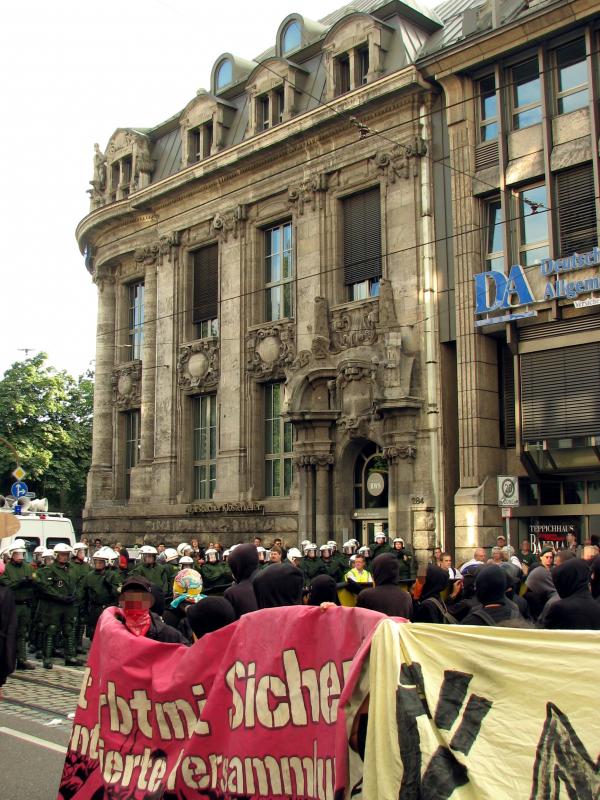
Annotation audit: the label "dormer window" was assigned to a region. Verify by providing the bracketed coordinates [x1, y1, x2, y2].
[337, 55, 351, 95]
[257, 86, 285, 132]
[335, 43, 369, 96]
[282, 20, 301, 55]
[358, 47, 369, 85]
[215, 59, 233, 91]
[188, 121, 213, 163]
[109, 155, 132, 201]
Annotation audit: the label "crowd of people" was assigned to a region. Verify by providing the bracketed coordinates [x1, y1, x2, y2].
[0, 530, 599, 687]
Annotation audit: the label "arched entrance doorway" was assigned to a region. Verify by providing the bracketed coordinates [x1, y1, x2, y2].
[352, 441, 389, 545]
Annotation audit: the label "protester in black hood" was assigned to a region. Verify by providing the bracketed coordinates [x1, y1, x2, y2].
[447, 569, 480, 622]
[590, 556, 600, 601]
[117, 576, 187, 644]
[253, 562, 304, 608]
[413, 565, 452, 623]
[308, 575, 339, 606]
[544, 559, 600, 630]
[462, 565, 524, 626]
[223, 544, 259, 619]
[187, 597, 236, 640]
[356, 554, 413, 619]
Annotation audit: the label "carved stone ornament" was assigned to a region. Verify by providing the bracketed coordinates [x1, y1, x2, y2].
[134, 232, 180, 266]
[112, 362, 142, 409]
[335, 361, 376, 431]
[371, 137, 427, 184]
[177, 339, 219, 394]
[294, 453, 335, 469]
[382, 445, 417, 462]
[330, 299, 379, 352]
[246, 321, 296, 381]
[287, 174, 327, 215]
[211, 205, 247, 242]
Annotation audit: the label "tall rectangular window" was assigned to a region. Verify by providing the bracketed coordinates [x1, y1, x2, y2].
[193, 244, 218, 338]
[125, 409, 140, 499]
[518, 185, 549, 266]
[264, 384, 293, 497]
[358, 47, 369, 85]
[188, 128, 201, 163]
[336, 54, 351, 95]
[478, 75, 498, 141]
[258, 95, 270, 131]
[343, 186, 382, 301]
[193, 395, 217, 499]
[512, 58, 542, 129]
[265, 222, 293, 321]
[274, 88, 285, 124]
[555, 38, 588, 114]
[128, 281, 144, 360]
[485, 199, 504, 270]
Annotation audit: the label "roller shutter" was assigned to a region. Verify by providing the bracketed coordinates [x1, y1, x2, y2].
[343, 187, 381, 285]
[192, 244, 218, 323]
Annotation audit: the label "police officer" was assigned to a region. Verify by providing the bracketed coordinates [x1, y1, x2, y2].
[319, 544, 343, 582]
[36, 543, 81, 669]
[0, 539, 36, 669]
[301, 543, 322, 586]
[131, 545, 170, 595]
[371, 532, 391, 558]
[392, 537, 413, 581]
[70, 543, 90, 654]
[82, 547, 121, 640]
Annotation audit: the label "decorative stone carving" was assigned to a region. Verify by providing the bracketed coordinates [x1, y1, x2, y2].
[371, 138, 427, 183]
[132, 139, 154, 191]
[377, 278, 398, 328]
[330, 299, 378, 352]
[246, 321, 296, 381]
[134, 232, 180, 266]
[311, 296, 331, 359]
[112, 362, 142, 409]
[335, 361, 376, 430]
[211, 205, 247, 242]
[383, 445, 417, 462]
[287, 174, 327, 215]
[177, 339, 219, 394]
[93, 262, 116, 291]
[293, 453, 334, 468]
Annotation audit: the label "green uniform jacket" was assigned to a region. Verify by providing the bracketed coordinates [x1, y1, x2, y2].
[37, 562, 78, 603]
[69, 560, 91, 601]
[83, 569, 121, 607]
[393, 548, 413, 580]
[371, 543, 392, 559]
[131, 563, 170, 595]
[0, 560, 37, 602]
[301, 557, 324, 585]
[201, 562, 232, 592]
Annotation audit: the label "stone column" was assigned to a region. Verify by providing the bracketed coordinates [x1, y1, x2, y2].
[87, 265, 116, 505]
[314, 454, 334, 545]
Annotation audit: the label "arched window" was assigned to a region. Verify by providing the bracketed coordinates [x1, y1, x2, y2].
[354, 442, 388, 509]
[215, 59, 233, 90]
[282, 21, 302, 55]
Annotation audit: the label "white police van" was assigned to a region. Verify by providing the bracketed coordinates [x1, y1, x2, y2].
[0, 497, 75, 561]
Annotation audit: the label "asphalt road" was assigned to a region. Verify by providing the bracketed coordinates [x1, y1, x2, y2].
[0, 661, 83, 800]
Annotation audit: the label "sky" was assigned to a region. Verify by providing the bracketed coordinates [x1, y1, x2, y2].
[0, 0, 436, 379]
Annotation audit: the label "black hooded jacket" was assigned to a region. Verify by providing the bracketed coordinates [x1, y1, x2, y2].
[253, 562, 304, 608]
[462, 565, 522, 626]
[544, 559, 600, 630]
[413, 565, 450, 623]
[223, 544, 259, 619]
[308, 574, 339, 606]
[356, 554, 413, 618]
[187, 597, 236, 639]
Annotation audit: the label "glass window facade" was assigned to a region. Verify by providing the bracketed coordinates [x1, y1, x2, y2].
[518, 185, 549, 266]
[485, 199, 504, 270]
[282, 21, 301, 54]
[216, 59, 232, 90]
[128, 281, 144, 360]
[479, 75, 498, 141]
[193, 395, 217, 500]
[265, 222, 293, 321]
[512, 58, 542, 129]
[556, 38, 588, 114]
[264, 384, 293, 497]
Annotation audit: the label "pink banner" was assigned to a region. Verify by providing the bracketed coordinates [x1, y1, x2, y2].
[58, 605, 384, 799]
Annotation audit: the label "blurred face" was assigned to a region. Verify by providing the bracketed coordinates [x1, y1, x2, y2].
[208, 552, 217, 564]
[120, 590, 153, 611]
[269, 550, 281, 563]
[354, 556, 365, 571]
[74, 549, 86, 561]
[541, 551, 554, 569]
[521, 540, 530, 553]
[394, 541, 404, 550]
[157, 544, 165, 553]
[306, 549, 316, 560]
[321, 548, 331, 559]
[442, 555, 452, 569]
[56, 552, 69, 564]
[434, 548, 442, 559]
[94, 559, 107, 570]
[11, 551, 25, 564]
[253, 538, 261, 546]
[143, 554, 155, 566]
[497, 538, 506, 549]
[475, 548, 486, 561]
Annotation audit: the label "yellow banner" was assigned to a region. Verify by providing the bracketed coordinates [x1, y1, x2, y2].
[359, 622, 600, 800]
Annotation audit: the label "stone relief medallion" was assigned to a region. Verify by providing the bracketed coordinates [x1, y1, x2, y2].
[246, 321, 296, 381]
[177, 339, 219, 394]
[335, 361, 375, 430]
[112, 362, 142, 409]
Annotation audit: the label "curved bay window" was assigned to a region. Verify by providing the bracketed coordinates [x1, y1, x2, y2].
[354, 442, 388, 509]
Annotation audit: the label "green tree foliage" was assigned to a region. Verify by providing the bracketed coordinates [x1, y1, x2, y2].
[0, 353, 93, 517]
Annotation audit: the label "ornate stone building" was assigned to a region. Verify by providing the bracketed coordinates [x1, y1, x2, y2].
[79, 0, 600, 561]
[79, 0, 449, 559]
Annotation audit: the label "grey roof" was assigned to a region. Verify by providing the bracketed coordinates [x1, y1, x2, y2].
[418, 0, 555, 59]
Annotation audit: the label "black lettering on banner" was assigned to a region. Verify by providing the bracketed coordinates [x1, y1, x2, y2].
[396, 665, 493, 800]
[530, 703, 599, 800]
